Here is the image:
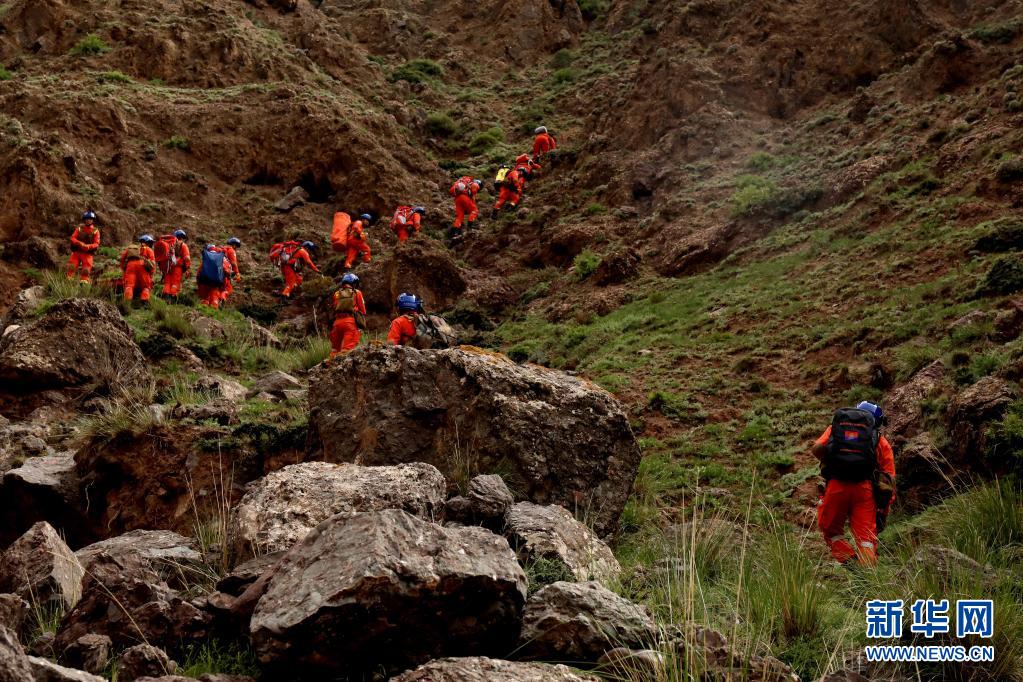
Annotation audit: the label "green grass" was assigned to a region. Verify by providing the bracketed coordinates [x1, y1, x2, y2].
[96, 70, 132, 83]
[425, 111, 458, 137]
[0, 65, 11, 81]
[178, 639, 259, 677]
[573, 250, 601, 281]
[390, 59, 443, 84]
[69, 34, 110, 56]
[163, 134, 189, 150]
[468, 126, 504, 154]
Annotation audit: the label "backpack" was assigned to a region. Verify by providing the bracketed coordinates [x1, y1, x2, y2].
[393, 206, 413, 225]
[331, 212, 352, 252]
[495, 167, 511, 188]
[123, 244, 142, 261]
[154, 235, 179, 274]
[197, 245, 226, 286]
[413, 314, 458, 349]
[270, 240, 301, 267]
[334, 287, 356, 314]
[824, 408, 880, 482]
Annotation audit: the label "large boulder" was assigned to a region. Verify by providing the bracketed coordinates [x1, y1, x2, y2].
[0, 299, 151, 402]
[0, 452, 84, 547]
[250, 509, 526, 679]
[0, 521, 83, 610]
[391, 657, 599, 681]
[61, 634, 112, 676]
[0, 623, 33, 682]
[517, 581, 657, 664]
[75, 530, 202, 589]
[229, 461, 446, 558]
[445, 474, 514, 531]
[0, 594, 28, 635]
[505, 502, 621, 585]
[946, 376, 1017, 461]
[358, 241, 467, 315]
[216, 552, 283, 597]
[54, 551, 210, 656]
[117, 644, 177, 681]
[308, 347, 641, 537]
[884, 360, 948, 442]
[26, 656, 105, 682]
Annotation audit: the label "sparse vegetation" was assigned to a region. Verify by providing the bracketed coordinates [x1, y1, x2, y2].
[573, 250, 601, 281]
[0, 65, 11, 81]
[425, 111, 458, 137]
[390, 59, 443, 84]
[163, 134, 190, 150]
[69, 34, 110, 56]
[468, 126, 504, 154]
[96, 70, 132, 83]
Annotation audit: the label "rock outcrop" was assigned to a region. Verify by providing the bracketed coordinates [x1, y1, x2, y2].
[445, 474, 514, 531]
[308, 347, 641, 536]
[250, 509, 526, 678]
[229, 461, 446, 558]
[75, 530, 203, 590]
[0, 521, 83, 610]
[391, 657, 600, 681]
[0, 623, 33, 682]
[505, 502, 621, 584]
[0, 452, 83, 547]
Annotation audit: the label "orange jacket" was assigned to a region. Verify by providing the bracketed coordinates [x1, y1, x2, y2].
[172, 241, 192, 271]
[284, 247, 319, 273]
[120, 244, 156, 272]
[387, 314, 417, 346]
[223, 245, 240, 278]
[70, 225, 100, 253]
[532, 132, 557, 157]
[508, 168, 525, 192]
[333, 287, 367, 316]
[390, 207, 422, 233]
[449, 178, 479, 198]
[348, 221, 369, 247]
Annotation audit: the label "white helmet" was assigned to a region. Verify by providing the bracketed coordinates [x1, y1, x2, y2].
[534, 126, 547, 135]
[455, 182, 467, 193]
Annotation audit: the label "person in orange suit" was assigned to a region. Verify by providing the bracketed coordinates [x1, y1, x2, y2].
[196, 244, 233, 309]
[491, 166, 522, 218]
[328, 272, 367, 360]
[66, 210, 101, 283]
[121, 234, 156, 304]
[390, 206, 425, 244]
[161, 229, 191, 300]
[221, 237, 242, 303]
[282, 240, 320, 298]
[812, 401, 895, 567]
[449, 177, 480, 236]
[387, 292, 421, 346]
[531, 126, 557, 162]
[515, 153, 541, 181]
[345, 214, 373, 269]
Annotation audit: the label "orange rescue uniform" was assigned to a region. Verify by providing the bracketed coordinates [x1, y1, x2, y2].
[344, 220, 372, 268]
[815, 426, 896, 566]
[495, 168, 522, 211]
[67, 225, 101, 282]
[162, 241, 191, 297]
[531, 132, 557, 160]
[387, 314, 418, 346]
[222, 245, 240, 300]
[449, 180, 479, 230]
[120, 245, 156, 302]
[390, 207, 422, 244]
[281, 247, 319, 297]
[197, 247, 234, 309]
[329, 287, 367, 359]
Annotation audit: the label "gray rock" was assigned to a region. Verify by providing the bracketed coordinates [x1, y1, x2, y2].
[27, 656, 105, 682]
[518, 581, 657, 664]
[61, 633, 111, 675]
[184, 312, 227, 342]
[247, 320, 282, 349]
[170, 399, 238, 425]
[1, 286, 46, 327]
[250, 509, 526, 678]
[229, 461, 446, 559]
[0, 453, 82, 547]
[467, 474, 514, 524]
[75, 530, 202, 590]
[0, 623, 33, 682]
[246, 371, 302, 400]
[274, 186, 310, 212]
[391, 657, 600, 681]
[946, 376, 1017, 460]
[308, 347, 641, 537]
[216, 552, 283, 597]
[0, 299, 151, 398]
[0, 522, 83, 610]
[506, 502, 621, 585]
[947, 310, 991, 334]
[193, 375, 247, 403]
[596, 648, 666, 679]
[0, 594, 28, 636]
[885, 360, 948, 440]
[118, 644, 177, 681]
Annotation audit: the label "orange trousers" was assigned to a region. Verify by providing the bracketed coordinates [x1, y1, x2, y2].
[345, 244, 371, 269]
[817, 479, 878, 565]
[282, 266, 302, 297]
[223, 276, 234, 300]
[67, 252, 94, 282]
[495, 187, 520, 210]
[329, 316, 361, 358]
[453, 194, 478, 228]
[197, 283, 226, 308]
[123, 261, 153, 301]
[162, 265, 186, 296]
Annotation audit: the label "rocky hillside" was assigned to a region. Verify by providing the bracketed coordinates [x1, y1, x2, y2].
[1, 0, 1023, 680]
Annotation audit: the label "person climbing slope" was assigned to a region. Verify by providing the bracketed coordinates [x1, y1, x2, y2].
[66, 210, 101, 283]
[273, 239, 320, 298]
[531, 126, 557, 162]
[515, 153, 541, 181]
[390, 206, 425, 244]
[196, 244, 233, 309]
[221, 237, 242, 304]
[811, 401, 896, 567]
[491, 165, 522, 218]
[157, 230, 191, 300]
[387, 292, 421, 346]
[345, 214, 373, 269]
[449, 176, 481, 239]
[120, 234, 156, 304]
[329, 272, 367, 360]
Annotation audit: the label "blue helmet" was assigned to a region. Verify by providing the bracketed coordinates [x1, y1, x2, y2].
[397, 292, 420, 312]
[139, 234, 155, 245]
[341, 272, 360, 288]
[359, 213, 372, 223]
[412, 206, 426, 215]
[226, 237, 241, 247]
[173, 229, 187, 239]
[82, 210, 96, 221]
[302, 240, 317, 251]
[857, 401, 884, 423]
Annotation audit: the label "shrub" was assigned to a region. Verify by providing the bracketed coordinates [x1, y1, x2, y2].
[578, 0, 608, 20]
[69, 34, 110, 56]
[969, 21, 1020, 45]
[163, 135, 190, 150]
[551, 48, 576, 69]
[584, 202, 606, 216]
[425, 112, 458, 137]
[0, 66, 11, 81]
[973, 219, 1023, 252]
[96, 70, 131, 83]
[468, 126, 504, 154]
[977, 256, 1023, 297]
[997, 157, 1023, 183]
[747, 151, 777, 171]
[552, 67, 578, 84]
[390, 59, 443, 84]
[730, 174, 778, 216]
[573, 250, 601, 281]
[522, 556, 574, 594]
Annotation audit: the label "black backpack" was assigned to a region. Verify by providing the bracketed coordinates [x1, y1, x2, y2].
[824, 407, 880, 482]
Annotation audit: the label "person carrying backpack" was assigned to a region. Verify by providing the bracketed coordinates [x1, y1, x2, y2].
[66, 210, 101, 283]
[515, 153, 541, 181]
[449, 177, 481, 238]
[159, 230, 191, 299]
[221, 237, 242, 303]
[121, 235, 157, 304]
[280, 240, 320, 298]
[196, 244, 233, 309]
[390, 206, 425, 244]
[329, 272, 367, 361]
[387, 293, 421, 346]
[811, 401, 896, 567]
[491, 166, 522, 218]
[344, 214, 373, 269]
[531, 126, 557, 162]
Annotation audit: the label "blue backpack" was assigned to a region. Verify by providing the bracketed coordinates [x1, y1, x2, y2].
[198, 245, 226, 286]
